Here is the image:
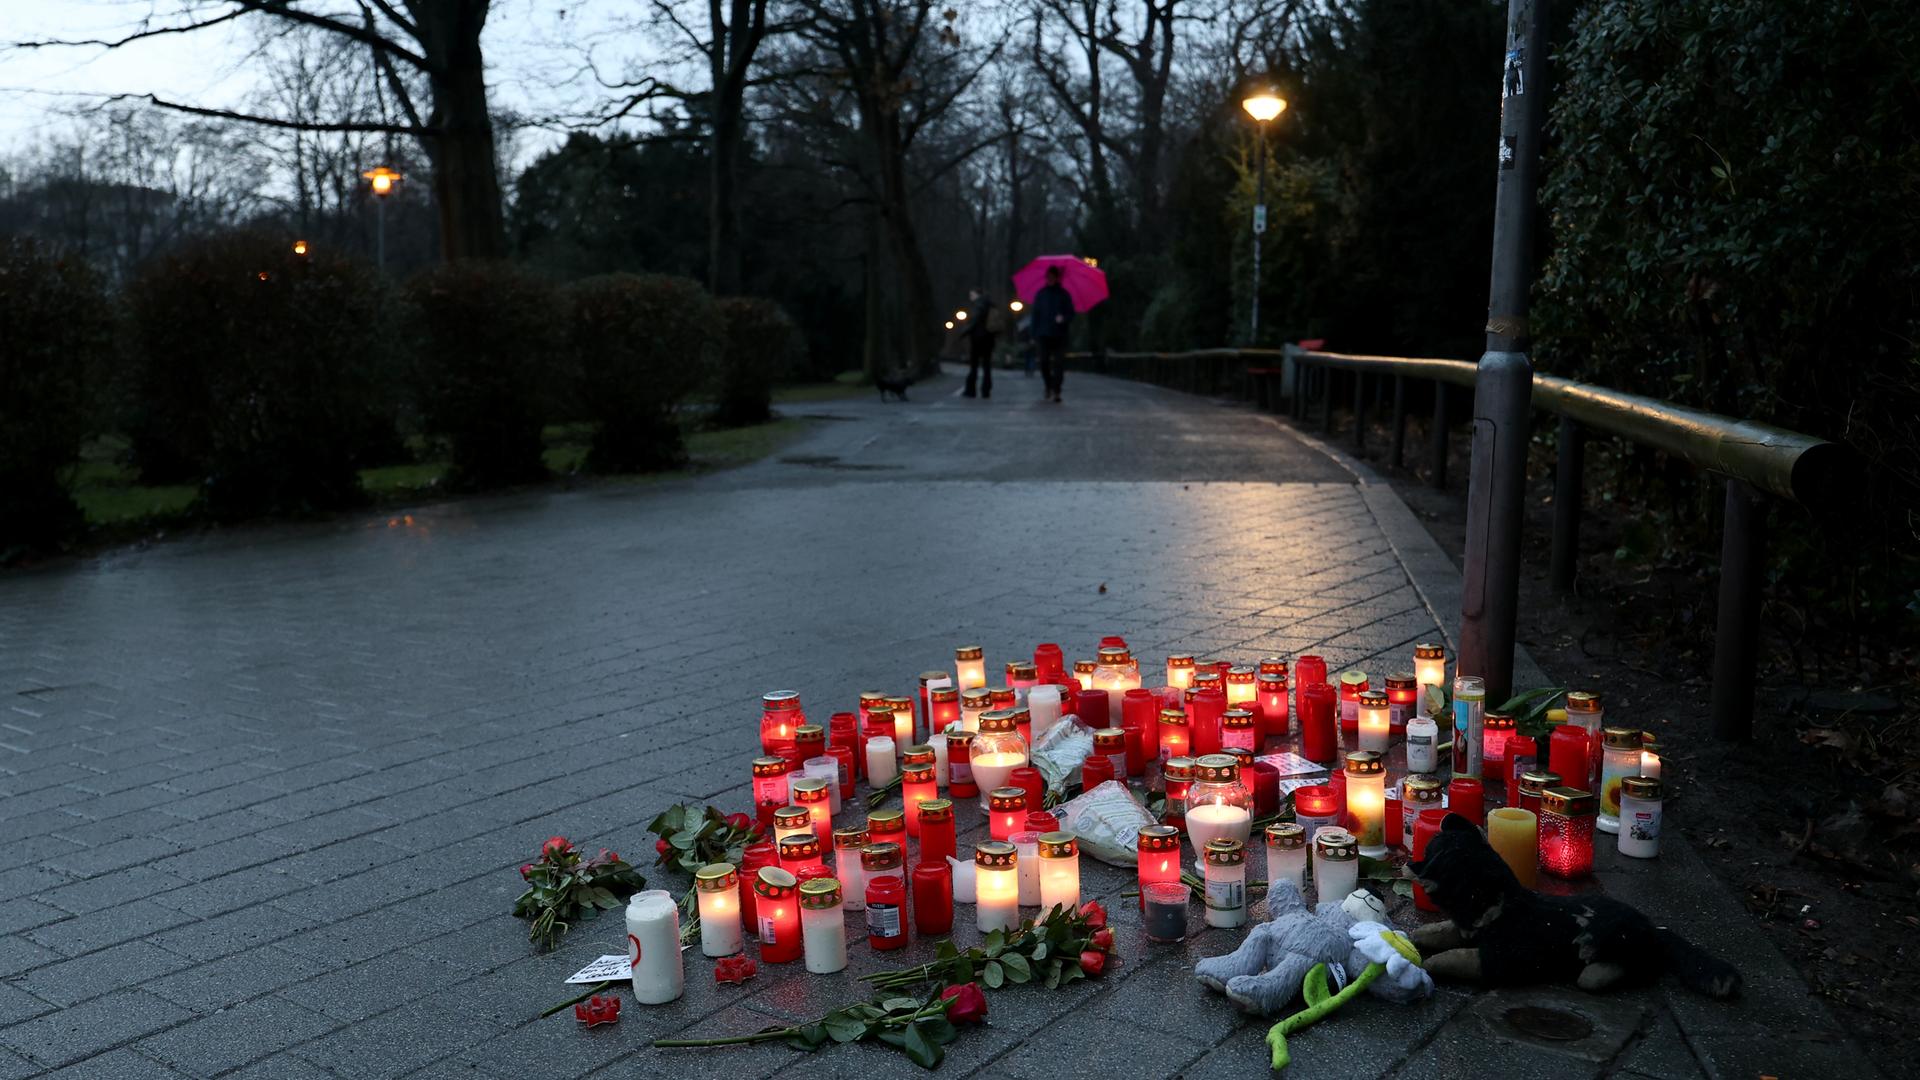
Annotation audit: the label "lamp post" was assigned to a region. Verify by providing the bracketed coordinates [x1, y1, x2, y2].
[362, 167, 402, 271]
[1240, 90, 1287, 344]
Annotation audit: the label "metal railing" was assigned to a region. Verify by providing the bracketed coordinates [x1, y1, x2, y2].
[1070, 344, 1843, 741]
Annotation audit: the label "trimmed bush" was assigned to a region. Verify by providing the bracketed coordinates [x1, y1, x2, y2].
[567, 273, 721, 471]
[124, 231, 390, 516]
[403, 262, 558, 490]
[0, 238, 111, 552]
[714, 297, 804, 427]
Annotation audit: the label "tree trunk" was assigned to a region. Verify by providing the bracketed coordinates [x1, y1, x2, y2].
[708, 106, 744, 294]
[417, 5, 505, 261]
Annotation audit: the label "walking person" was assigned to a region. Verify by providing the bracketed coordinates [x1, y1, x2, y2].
[1030, 266, 1076, 403]
[961, 288, 997, 399]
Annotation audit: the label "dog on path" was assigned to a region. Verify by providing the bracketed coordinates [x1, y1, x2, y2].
[875, 371, 913, 402]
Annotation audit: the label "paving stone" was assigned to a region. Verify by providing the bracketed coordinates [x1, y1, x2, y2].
[40, 1047, 193, 1079]
[23, 900, 196, 957]
[10, 940, 196, 1008]
[136, 993, 341, 1076]
[145, 945, 332, 1013]
[0, 989, 192, 1070]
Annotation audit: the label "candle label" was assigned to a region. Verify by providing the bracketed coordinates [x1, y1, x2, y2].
[1388, 701, 1412, 728]
[1340, 699, 1359, 727]
[1453, 697, 1484, 778]
[756, 914, 779, 944]
[1627, 810, 1660, 842]
[866, 902, 902, 939]
[950, 761, 973, 785]
[1204, 876, 1245, 912]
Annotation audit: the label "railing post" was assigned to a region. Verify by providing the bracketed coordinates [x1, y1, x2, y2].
[1549, 416, 1585, 592]
[1391, 375, 1408, 468]
[1710, 479, 1765, 741]
[1429, 384, 1449, 489]
[1352, 371, 1367, 452]
[1292, 359, 1305, 420]
[1322, 369, 1336, 435]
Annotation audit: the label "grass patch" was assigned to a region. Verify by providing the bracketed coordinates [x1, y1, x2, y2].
[771, 370, 870, 405]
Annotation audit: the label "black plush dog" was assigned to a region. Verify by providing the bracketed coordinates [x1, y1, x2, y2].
[875, 372, 913, 402]
[1407, 813, 1740, 998]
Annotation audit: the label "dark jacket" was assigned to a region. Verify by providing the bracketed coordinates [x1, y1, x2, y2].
[1030, 283, 1075, 340]
[965, 298, 997, 340]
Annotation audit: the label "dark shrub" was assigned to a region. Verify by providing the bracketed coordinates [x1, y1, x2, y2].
[123, 231, 389, 516]
[567, 273, 721, 471]
[403, 261, 558, 490]
[714, 297, 803, 427]
[0, 237, 111, 552]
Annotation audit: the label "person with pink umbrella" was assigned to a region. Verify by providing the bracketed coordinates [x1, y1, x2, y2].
[1029, 266, 1076, 403]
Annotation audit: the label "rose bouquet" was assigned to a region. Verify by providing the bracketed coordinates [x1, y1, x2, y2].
[511, 836, 648, 951]
[647, 804, 763, 877]
[863, 901, 1118, 991]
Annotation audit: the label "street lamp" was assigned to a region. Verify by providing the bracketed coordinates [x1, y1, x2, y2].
[292, 239, 309, 256]
[1009, 300, 1024, 313]
[1240, 89, 1287, 343]
[362, 167, 402, 271]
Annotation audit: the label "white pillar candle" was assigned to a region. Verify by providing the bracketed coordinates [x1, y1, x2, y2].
[1345, 752, 1388, 857]
[1312, 830, 1359, 905]
[930, 725, 951, 790]
[625, 890, 683, 1004]
[1027, 686, 1063, 743]
[969, 751, 1024, 806]
[865, 736, 898, 788]
[1203, 840, 1248, 929]
[1264, 823, 1308, 895]
[1183, 802, 1252, 853]
[694, 865, 743, 957]
[974, 843, 1019, 932]
[955, 646, 987, 690]
[1357, 692, 1391, 753]
[833, 828, 869, 911]
[1038, 833, 1080, 911]
[799, 879, 847, 974]
[803, 756, 842, 815]
[948, 854, 976, 903]
[1012, 832, 1042, 906]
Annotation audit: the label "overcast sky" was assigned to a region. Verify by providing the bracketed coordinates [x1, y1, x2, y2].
[0, 1, 648, 167]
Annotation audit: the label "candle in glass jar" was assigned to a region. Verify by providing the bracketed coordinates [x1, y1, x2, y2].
[865, 809, 906, 860]
[761, 690, 803, 759]
[773, 805, 812, 846]
[1299, 682, 1338, 763]
[833, 826, 869, 911]
[1357, 690, 1391, 753]
[974, 842, 1019, 933]
[778, 834, 825, 876]
[912, 860, 954, 936]
[1639, 733, 1662, 780]
[1184, 754, 1253, 851]
[970, 710, 1028, 806]
[1249, 759, 1280, 817]
[866, 735, 898, 788]
[797, 877, 847, 973]
[1034, 642, 1065, 682]
[1121, 688, 1156, 774]
[1157, 708, 1191, 765]
[1225, 666, 1257, 707]
[946, 729, 978, 798]
[1010, 766, 1045, 816]
[1135, 824, 1182, 911]
[917, 798, 956, 868]
[959, 688, 992, 733]
[1482, 713, 1515, 780]
[1027, 685, 1064, 743]
[1264, 821, 1307, 894]
[1452, 676, 1485, 779]
[1565, 691, 1604, 787]
[1485, 807, 1538, 887]
[1257, 671, 1290, 738]
[1142, 880, 1189, 942]
[751, 756, 790, 829]
[1295, 654, 1329, 695]
[1516, 770, 1558, 817]
[695, 863, 743, 957]
[1617, 776, 1662, 858]
[738, 842, 776, 928]
[1446, 777, 1485, 826]
[1293, 784, 1341, 843]
[988, 787, 1027, 841]
[1412, 644, 1446, 717]
[1337, 671, 1370, 733]
[882, 695, 914, 750]
[1203, 838, 1248, 928]
[1402, 775, 1444, 843]
[1344, 751, 1388, 856]
[625, 889, 684, 1003]
[1547, 725, 1589, 797]
[1007, 660, 1039, 697]
[1221, 709, 1257, 754]
[1538, 787, 1597, 878]
[1162, 756, 1196, 831]
[1038, 832, 1080, 911]
[1187, 686, 1226, 758]
[1311, 828, 1359, 905]
[861, 840, 906, 897]
[901, 765, 938, 837]
[802, 755, 843, 816]
[1072, 658, 1096, 690]
[955, 645, 987, 690]
[1385, 672, 1418, 730]
[753, 868, 802, 963]
[864, 873, 909, 951]
[1597, 727, 1642, 834]
[1505, 735, 1538, 792]
[791, 776, 832, 841]
[1093, 728, 1127, 779]
[1166, 653, 1196, 691]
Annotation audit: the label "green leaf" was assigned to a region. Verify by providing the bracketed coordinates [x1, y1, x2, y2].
[1031, 941, 1049, 962]
[882, 997, 921, 1014]
[983, 960, 1004, 989]
[1000, 953, 1032, 982]
[903, 1021, 942, 1069]
[982, 929, 1004, 955]
[918, 1016, 957, 1045]
[824, 1013, 870, 1043]
[1392, 879, 1414, 899]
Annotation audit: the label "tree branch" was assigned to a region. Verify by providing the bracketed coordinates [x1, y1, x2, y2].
[110, 92, 435, 135]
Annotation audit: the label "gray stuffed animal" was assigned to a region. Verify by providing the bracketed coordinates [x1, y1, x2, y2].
[1195, 881, 1413, 1015]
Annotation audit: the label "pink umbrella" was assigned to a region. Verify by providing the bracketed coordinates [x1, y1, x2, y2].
[1011, 254, 1109, 312]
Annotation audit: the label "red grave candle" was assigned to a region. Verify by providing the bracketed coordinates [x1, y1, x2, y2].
[867, 808, 907, 861]
[1446, 777, 1485, 826]
[739, 842, 777, 928]
[1548, 725, 1591, 796]
[1337, 672, 1370, 735]
[1011, 704, 1033, 747]
[988, 788, 1027, 841]
[1188, 687, 1227, 759]
[1162, 757, 1196, 831]
[1410, 809, 1449, 912]
[1082, 752, 1116, 791]
[1516, 770, 1560, 817]
[1295, 655, 1329, 694]
[1123, 689, 1158, 772]
[751, 756, 790, 829]
[1077, 689, 1111, 730]
[1025, 810, 1060, 833]
[1157, 708, 1191, 767]
[1256, 672, 1290, 739]
[917, 672, 944, 736]
[864, 874, 909, 950]
[754, 867, 803, 963]
[1093, 728, 1127, 779]
[886, 695, 917, 749]
[793, 724, 826, 767]
[1482, 713, 1515, 781]
[1386, 792, 1403, 847]
[1299, 682, 1338, 763]
[901, 765, 938, 838]
[1136, 824, 1182, 912]
[1329, 767, 1349, 822]
[1034, 643, 1065, 682]
[946, 730, 979, 799]
[1100, 635, 1129, 652]
[917, 800, 957, 869]
[928, 687, 961, 742]
[1010, 766, 1046, 812]
[1006, 661, 1039, 696]
[1221, 709, 1258, 754]
[829, 711, 861, 777]
[1537, 787, 1597, 878]
[760, 690, 803, 759]
[778, 834, 825, 876]
[1293, 784, 1341, 841]
[911, 861, 954, 937]
[1505, 735, 1539, 793]
[1385, 674, 1418, 731]
[1249, 760, 1280, 818]
[827, 744, 857, 804]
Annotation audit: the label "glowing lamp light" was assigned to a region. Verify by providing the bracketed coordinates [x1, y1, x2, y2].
[944, 320, 955, 330]
[1157, 708, 1191, 765]
[1225, 666, 1257, 706]
[1184, 755, 1252, 852]
[790, 777, 832, 841]
[1241, 90, 1287, 123]
[955, 309, 968, 320]
[1162, 756, 1196, 831]
[363, 166, 401, 196]
[1256, 672, 1289, 736]
[1136, 823, 1182, 911]
[1009, 300, 1025, 312]
[1038, 832, 1081, 911]
[760, 690, 803, 758]
[1166, 653, 1196, 691]
[974, 842, 1019, 933]
[1412, 643, 1447, 715]
[901, 764, 938, 837]
[292, 239, 309, 256]
[1357, 690, 1391, 753]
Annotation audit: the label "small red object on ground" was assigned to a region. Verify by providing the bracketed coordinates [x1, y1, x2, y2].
[714, 955, 759, 984]
[574, 995, 621, 1027]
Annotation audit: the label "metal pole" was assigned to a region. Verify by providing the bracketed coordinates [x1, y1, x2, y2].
[1549, 417, 1585, 592]
[1250, 125, 1267, 343]
[1352, 371, 1367, 451]
[376, 196, 387, 272]
[1322, 369, 1335, 435]
[1391, 375, 1408, 468]
[1710, 479, 1764, 741]
[1459, 0, 1550, 702]
[1430, 384, 1449, 489]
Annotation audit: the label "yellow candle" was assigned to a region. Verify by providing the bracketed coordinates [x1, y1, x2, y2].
[1487, 807, 1538, 888]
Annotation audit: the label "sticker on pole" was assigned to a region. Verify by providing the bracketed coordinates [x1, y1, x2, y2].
[1503, 48, 1526, 97]
[1498, 135, 1516, 170]
[1253, 204, 1268, 234]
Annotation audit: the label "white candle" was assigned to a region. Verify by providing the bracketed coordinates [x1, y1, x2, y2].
[956, 646, 986, 690]
[833, 829, 869, 911]
[1203, 842, 1248, 929]
[1038, 834, 1080, 911]
[975, 844, 1019, 932]
[1013, 832, 1041, 906]
[948, 855, 976, 903]
[893, 708, 914, 751]
[1357, 692, 1390, 753]
[1345, 752, 1387, 857]
[803, 756, 842, 815]
[866, 736, 898, 788]
[1312, 830, 1359, 905]
[969, 750, 1025, 806]
[930, 725, 951, 790]
[695, 866, 743, 957]
[1640, 749, 1662, 780]
[625, 890, 683, 1004]
[799, 880, 847, 974]
[1027, 686, 1063, 743]
[1184, 802, 1252, 853]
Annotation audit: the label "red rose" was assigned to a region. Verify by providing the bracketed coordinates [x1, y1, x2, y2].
[542, 836, 572, 858]
[655, 838, 672, 856]
[727, 812, 753, 832]
[939, 982, 989, 1025]
[1078, 901, 1109, 930]
[519, 863, 533, 879]
[605, 851, 618, 863]
[1079, 949, 1108, 977]
[1090, 927, 1114, 952]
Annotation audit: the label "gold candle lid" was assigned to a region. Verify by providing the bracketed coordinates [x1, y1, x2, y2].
[978, 709, 1019, 733]
[903, 744, 936, 765]
[1257, 672, 1287, 689]
[1603, 726, 1641, 749]
[1007, 660, 1037, 680]
[1338, 670, 1369, 689]
[1204, 837, 1245, 866]
[832, 825, 870, 849]
[974, 841, 1017, 869]
[1163, 756, 1197, 781]
[1159, 707, 1188, 726]
[867, 808, 906, 833]
[753, 866, 797, 897]
[1137, 823, 1181, 852]
[773, 806, 811, 828]
[1258, 657, 1289, 677]
[988, 787, 1027, 811]
[791, 777, 829, 798]
[1344, 750, 1385, 776]
[960, 687, 993, 708]
[798, 877, 842, 909]
[1413, 643, 1445, 660]
[1566, 690, 1602, 713]
[762, 690, 802, 711]
[987, 687, 1016, 707]
[1192, 671, 1223, 690]
[917, 798, 953, 822]
[1265, 821, 1305, 849]
[1167, 654, 1196, 670]
[695, 862, 739, 891]
[861, 842, 903, 870]
[752, 756, 789, 777]
[955, 645, 983, 661]
[945, 729, 975, 747]
[1483, 712, 1515, 731]
[1074, 659, 1097, 675]
[860, 690, 888, 706]
[1518, 770, 1561, 795]
[1038, 832, 1078, 858]
[1313, 828, 1358, 860]
[1541, 787, 1598, 818]
[885, 695, 913, 712]
[1093, 728, 1125, 749]
[1194, 754, 1240, 783]
[1226, 666, 1256, 684]
[1621, 776, 1663, 800]
[1222, 709, 1255, 730]
[778, 834, 820, 859]
[1097, 646, 1131, 665]
[902, 763, 935, 783]
[930, 686, 959, 704]
[1358, 689, 1389, 709]
[1386, 672, 1417, 690]
[1404, 775, 1445, 801]
[919, 670, 948, 686]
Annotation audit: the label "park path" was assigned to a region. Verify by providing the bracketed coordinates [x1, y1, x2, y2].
[0, 366, 1866, 1078]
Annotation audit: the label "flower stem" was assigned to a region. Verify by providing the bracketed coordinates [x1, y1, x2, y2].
[539, 981, 616, 1018]
[655, 1029, 796, 1048]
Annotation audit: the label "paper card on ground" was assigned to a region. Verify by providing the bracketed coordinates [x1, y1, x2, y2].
[567, 954, 632, 984]
[1257, 751, 1328, 779]
[1278, 777, 1329, 798]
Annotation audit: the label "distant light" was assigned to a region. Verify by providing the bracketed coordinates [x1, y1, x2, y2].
[362, 166, 402, 197]
[1242, 91, 1287, 123]
[292, 240, 309, 256]
[1083, 257, 1099, 268]
[955, 310, 968, 321]
[1009, 300, 1024, 312]
[944, 320, 955, 330]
